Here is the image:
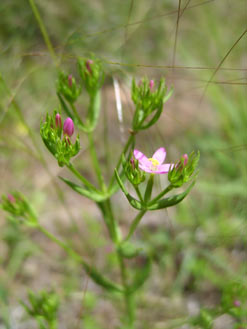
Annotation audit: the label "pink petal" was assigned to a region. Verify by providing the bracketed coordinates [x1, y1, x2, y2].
[152, 147, 166, 164]
[139, 163, 153, 173]
[133, 149, 150, 167]
[156, 163, 174, 174]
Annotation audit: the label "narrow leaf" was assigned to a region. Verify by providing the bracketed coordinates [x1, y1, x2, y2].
[59, 177, 107, 202]
[147, 181, 196, 210]
[114, 169, 143, 210]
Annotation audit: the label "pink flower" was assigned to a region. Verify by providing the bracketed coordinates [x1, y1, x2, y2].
[234, 300, 241, 307]
[133, 148, 174, 174]
[63, 117, 74, 137]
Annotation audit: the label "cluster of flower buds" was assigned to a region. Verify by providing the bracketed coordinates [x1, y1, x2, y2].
[78, 57, 105, 95]
[122, 155, 146, 186]
[0, 192, 38, 227]
[21, 290, 59, 328]
[56, 72, 81, 104]
[131, 78, 172, 131]
[168, 151, 200, 187]
[40, 111, 80, 167]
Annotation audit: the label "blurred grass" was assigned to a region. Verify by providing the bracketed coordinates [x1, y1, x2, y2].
[0, 0, 246, 328]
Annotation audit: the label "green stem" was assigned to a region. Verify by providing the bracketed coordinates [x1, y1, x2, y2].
[28, 0, 57, 64]
[67, 162, 98, 192]
[71, 103, 85, 127]
[87, 132, 106, 191]
[101, 198, 135, 327]
[134, 185, 143, 203]
[124, 210, 147, 241]
[148, 184, 174, 206]
[38, 225, 83, 264]
[144, 174, 154, 203]
[109, 134, 135, 189]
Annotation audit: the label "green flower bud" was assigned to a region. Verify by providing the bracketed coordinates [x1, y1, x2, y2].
[122, 155, 146, 186]
[40, 111, 80, 167]
[168, 151, 200, 187]
[56, 72, 81, 104]
[131, 78, 172, 131]
[1, 192, 38, 227]
[78, 57, 105, 94]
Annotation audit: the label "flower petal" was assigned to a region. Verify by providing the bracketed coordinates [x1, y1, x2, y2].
[152, 147, 166, 164]
[133, 149, 150, 167]
[156, 163, 174, 174]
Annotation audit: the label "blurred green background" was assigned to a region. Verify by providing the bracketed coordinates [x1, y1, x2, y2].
[0, 0, 246, 328]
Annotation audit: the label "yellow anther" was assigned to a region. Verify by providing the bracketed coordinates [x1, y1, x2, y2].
[148, 158, 160, 171]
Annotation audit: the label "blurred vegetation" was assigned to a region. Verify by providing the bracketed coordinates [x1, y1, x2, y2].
[0, 0, 246, 328]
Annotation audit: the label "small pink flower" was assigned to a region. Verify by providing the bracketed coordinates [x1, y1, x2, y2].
[133, 148, 174, 174]
[55, 113, 62, 128]
[86, 59, 93, 74]
[63, 117, 74, 137]
[8, 194, 15, 203]
[68, 74, 73, 88]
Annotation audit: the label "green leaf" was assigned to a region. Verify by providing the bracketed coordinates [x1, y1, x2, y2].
[129, 255, 152, 293]
[83, 263, 123, 293]
[59, 177, 107, 202]
[147, 181, 196, 210]
[114, 169, 143, 210]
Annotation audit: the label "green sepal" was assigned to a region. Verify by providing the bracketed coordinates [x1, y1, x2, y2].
[114, 169, 143, 210]
[144, 174, 154, 203]
[147, 181, 196, 210]
[129, 255, 152, 293]
[59, 177, 107, 202]
[83, 263, 123, 293]
[118, 241, 142, 259]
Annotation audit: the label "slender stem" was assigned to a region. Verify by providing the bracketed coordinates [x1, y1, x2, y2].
[124, 210, 147, 241]
[71, 103, 85, 127]
[38, 225, 83, 264]
[67, 162, 98, 192]
[87, 132, 106, 191]
[134, 185, 143, 203]
[109, 134, 135, 189]
[28, 0, 57, 64]
[148, 184, 174, 206]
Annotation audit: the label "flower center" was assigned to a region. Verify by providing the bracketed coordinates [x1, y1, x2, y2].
[148, 158, 160, 171]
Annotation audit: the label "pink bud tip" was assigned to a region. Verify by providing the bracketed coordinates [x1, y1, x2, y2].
[8, 194, 15, 203]
[68, 74, 73, 88]
[234, 300, 241, 307]
[55, 113, 62, 128]
[182, 154, 188, 166]
[86, 59, 93, 74]
[149, 80, 154, 90]
[63, 117, 74, 137]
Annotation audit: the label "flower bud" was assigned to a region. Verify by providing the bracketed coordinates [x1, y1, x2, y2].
[68, 74, 73, 88]
[182, 153, 188, 166]
[63, 117, 74, 137]
[8, 194, 15, 203]
[55, 113, 62, 129]
[234, 300, 241, 307]
[86, 59, 93, 74]
[149, 79, 154, 90]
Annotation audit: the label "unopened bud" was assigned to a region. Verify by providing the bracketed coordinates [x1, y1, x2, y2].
[68, 74, 73, 88]
[8, 194, 15, 203]
[63, 117, 74, 137]
[182, 154, 188, 166]
[55, 113, 62, 128]
[234, 300, 241, 307]
[149, 79, 154, 90]
[86, 59, 93, 74]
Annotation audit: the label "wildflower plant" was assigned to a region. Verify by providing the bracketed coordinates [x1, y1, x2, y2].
[1, 56, 200, 328]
